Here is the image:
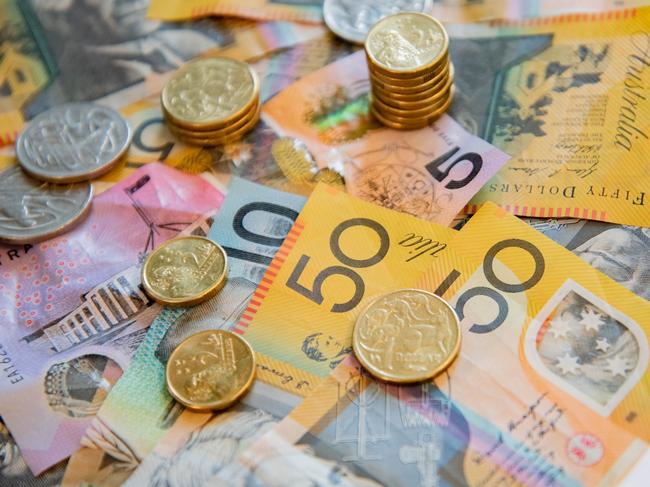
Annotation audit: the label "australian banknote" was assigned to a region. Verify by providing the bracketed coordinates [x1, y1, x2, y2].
[431, 0, 649, 22]
[263, 50, 511, 226]
[61, 179, 307, 485]
[0, 163, 223, 474]
[231, 183, 456, 396]
[211, 203, 650, 487]
[102, 33, 354, 196]
[0, 0, 324, 145]
[523, 218, 650, 302]
[447, 7, 650, 226]
[1, 418, 65, 487]
[147, 0, 322, 22]
[145, 0, 645, 24]
[122, 381, 301, 487]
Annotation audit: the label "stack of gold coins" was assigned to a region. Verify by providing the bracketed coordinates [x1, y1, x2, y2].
[365, 12, 454, 131]
[161, 57, 260, 146]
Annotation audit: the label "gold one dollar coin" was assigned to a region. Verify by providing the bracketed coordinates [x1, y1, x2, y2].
[166, 330, 256, 411]
[353, 289, 460, 383]
[142, 236, 228, 307]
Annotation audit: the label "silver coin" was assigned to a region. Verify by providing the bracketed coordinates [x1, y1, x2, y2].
[16, 103, 132, 183]
[323, 0, 433, 44]
[0, 166, 93, 245]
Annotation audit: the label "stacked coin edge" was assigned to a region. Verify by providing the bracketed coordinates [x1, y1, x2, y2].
[161, 57, 261, 146]
[365, 13, 455, 130]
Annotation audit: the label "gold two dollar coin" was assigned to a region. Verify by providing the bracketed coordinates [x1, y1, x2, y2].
[166, 330, 256, 411]
[353, 289, 461, 383]
[142, 236, 228, 307]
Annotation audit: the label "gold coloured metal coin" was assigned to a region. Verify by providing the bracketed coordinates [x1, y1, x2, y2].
[372, 71, 453, 107]
[372, 74, 454, 111]
[162, 57, 259, 130]
[142, 236, 228, 306]
[166, 330, 256, 411]
[371, 88, 451, 119]
[169, 104, 262, 147]
[370, 64, 454, 96]
[370, 88, 454, 130]
[353, 289, 461, 383]
[368, 55, 449, 88]
[365, 12, 449, 76]
[167, 101, 260, 139]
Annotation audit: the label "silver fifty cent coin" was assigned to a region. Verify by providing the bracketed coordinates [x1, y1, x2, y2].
[323, 0, 434, 44]
[16, 103, 132, 183]
[0, 166, 93, 245]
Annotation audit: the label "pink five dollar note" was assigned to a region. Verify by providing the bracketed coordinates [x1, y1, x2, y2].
[0, 163, 223, 474]
[262, 50, 511, 226]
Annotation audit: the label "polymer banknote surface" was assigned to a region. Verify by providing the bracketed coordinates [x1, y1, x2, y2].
[62, 179, 307, 485]
[263, 51, 511, 226]
[0, 164, 223, 473]
[447, 8, 650, 226]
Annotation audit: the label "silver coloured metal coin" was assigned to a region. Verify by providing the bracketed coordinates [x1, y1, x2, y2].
[0, 166, 93, 245]
[323, 0, 434, 44]
[16, 103, 132, 183]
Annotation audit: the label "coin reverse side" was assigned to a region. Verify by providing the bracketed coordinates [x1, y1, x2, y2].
[353, 289, 461, 383]
[141, 236, 228, 307]
[0, 166, 93, 244]
[16, 103, 131, 183]
[166, 330, 256, 411]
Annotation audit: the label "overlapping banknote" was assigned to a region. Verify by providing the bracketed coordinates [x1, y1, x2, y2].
[0, 0, 324, 145]
[447, 7, 650, 226]
[263, 50, 511, 226]
[137, 202, 650, 487]
[145, 0, 647, 23]
[0, 164, 223, 473]
[60, 179, 307, 485]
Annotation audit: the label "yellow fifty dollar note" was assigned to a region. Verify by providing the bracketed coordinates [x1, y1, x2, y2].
[417, 202, 650, 447]
[448, 8, 650, 226]
[234, 183, 456, 395]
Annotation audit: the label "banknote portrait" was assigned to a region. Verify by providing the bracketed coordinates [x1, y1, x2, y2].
[148, 409, 278, 487]
[525, 281, 649, 416]
[301, 333, 351, 370]
[0, 420, 64, 486]
[43, 354, 123, 418]
[573, 225, 650, 301]
[24, 0, 229, 117]
[528, 219, 650, 301]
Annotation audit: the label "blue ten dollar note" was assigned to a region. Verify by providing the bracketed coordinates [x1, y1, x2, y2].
[85, 178, 307, 460]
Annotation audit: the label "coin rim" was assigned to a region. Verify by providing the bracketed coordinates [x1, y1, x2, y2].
[161, 58, 260, 130]
[141, 235, 229, 307]
[369, 62, 455, 96]
[165, 100, 260, 138]
[371, 86, 451, 119]
[323, 0, 434, 45]
[370, 86, 454, 129]
[368, 55, 450, 88]
[352, 288, 461, 383]
[165, 329, 257, 411]
[371, 74, 454, 113]
[0, 166, 94, 245]
[169, 103, 261, 146]
[16, 103, 132, 183]
[365, 12, 449, 76]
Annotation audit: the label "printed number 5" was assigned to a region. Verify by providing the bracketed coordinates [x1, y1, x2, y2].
[286, 218, 390, 313]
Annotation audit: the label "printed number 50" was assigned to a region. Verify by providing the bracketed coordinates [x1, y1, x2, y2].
[286, 218, 389, 313]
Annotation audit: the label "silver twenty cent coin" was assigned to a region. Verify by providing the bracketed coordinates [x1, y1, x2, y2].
[16, 102, 132, 183]
[323, 0, 434, 44]
[0, 166, 93, 245]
